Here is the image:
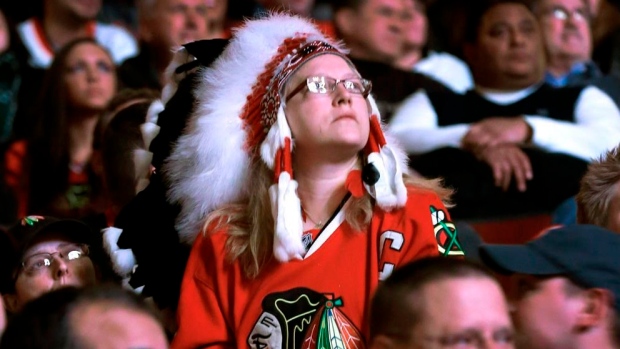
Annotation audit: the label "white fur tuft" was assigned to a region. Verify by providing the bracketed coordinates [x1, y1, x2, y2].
[102, 227, 137, 277]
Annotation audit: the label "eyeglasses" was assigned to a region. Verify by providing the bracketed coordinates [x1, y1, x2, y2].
[544, 6, 590, 22]
[420, 328, 515, 348]
[285, 76, 372, 103]
[20, 244, 90, 276]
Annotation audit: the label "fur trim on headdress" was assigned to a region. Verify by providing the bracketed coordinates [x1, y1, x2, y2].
[164, 13, 409, 258]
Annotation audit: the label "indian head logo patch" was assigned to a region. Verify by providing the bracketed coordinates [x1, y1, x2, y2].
[247, 287, 364, 349]
[430, 205, 464, 256]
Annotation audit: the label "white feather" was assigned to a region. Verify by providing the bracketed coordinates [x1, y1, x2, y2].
[270, 172, 305, 261]
[140, 123, 161, 150]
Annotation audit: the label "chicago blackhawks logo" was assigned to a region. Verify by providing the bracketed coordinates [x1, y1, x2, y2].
[430, 205, 464, 256]
[248, 288, 364, 349]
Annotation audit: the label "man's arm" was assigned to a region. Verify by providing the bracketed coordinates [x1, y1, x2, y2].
[525, 86, 620, 161]
[388, 90, 469, 154]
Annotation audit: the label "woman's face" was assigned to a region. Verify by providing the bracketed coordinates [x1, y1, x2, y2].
[63, 42, 117, 113]
[283, 54, 371, 159]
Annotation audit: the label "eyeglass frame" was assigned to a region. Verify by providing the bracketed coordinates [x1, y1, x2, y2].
[541, 5, 590, 22]
[284, 76, 372, 103]
[17, 243, 91, 277]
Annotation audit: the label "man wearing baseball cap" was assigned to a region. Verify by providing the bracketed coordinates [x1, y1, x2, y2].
[0, 216, 102, 313]
[480, 224, 620, 349]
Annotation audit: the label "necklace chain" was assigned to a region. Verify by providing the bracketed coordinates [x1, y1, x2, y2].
[301, 206, 324, 229]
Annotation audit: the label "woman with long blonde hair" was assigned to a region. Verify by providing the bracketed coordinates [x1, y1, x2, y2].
[166, 13, 463, 348]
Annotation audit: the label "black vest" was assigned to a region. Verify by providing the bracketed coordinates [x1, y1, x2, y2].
[426, 84, 585, 126]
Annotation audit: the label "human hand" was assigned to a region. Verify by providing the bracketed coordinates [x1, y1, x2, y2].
[462, 117, 532, 151]
[475, 144, 533, 192]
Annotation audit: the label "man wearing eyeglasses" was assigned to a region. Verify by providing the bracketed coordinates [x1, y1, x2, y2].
[0, 216, 100, 313]
[532, 0, 620, 102]
[535, 0, 594, 84]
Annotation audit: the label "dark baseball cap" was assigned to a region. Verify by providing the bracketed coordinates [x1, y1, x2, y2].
[479, 224, 620, 312]
[0, 216, 96, 293]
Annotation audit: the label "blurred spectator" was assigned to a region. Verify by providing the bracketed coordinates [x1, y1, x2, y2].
[592, 0, 620, 76]
[97, 89, 161, 224]
[98, 0, 140, 36]
[532, 0, 620, 106]
[576, 144, 620, 231]
[0, 216, 106, 313]
[480, 224, 620, 349]
[205, 0, 230, 39]
[15, 0, 136, 70]
[3, 38, 117, 220]
[333, 0, 406, 64]
[425, 0, 470, 57]
[0, 296, 5, 339]
[395, 0, 474, 93]
[0, 9, 20, 146]
[534, 0, 593, 84]
[389, 0, 620, 219]
[254, 0, 316, 16]
[370, 256, 515, 348]
[0, 285, 168, 349]
[332, 0, 452, 120]
[245, 0, 336, 38]
[118, 0, 209, 90]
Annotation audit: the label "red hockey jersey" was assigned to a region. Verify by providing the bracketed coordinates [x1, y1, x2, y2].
[172, 187, 463, 349]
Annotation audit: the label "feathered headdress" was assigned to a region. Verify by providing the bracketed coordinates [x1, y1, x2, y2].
[164, 13, 408, 262]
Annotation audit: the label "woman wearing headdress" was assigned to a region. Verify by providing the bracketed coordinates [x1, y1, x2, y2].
[166, 13, 463, 348]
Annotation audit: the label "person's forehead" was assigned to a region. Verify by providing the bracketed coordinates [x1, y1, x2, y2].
[482, 3, 536, 28]
[420, 277, 510, 321]
[72, 302, 166, 348]
[538, 0, 588, 9]
[364, 0, 403, 11]
[66, 43, 111, 62]
[295, 54, 356, 74]
[513, 274, 570, 291]
[24, 232, 80, 255]
[157, 0, 206, 8]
